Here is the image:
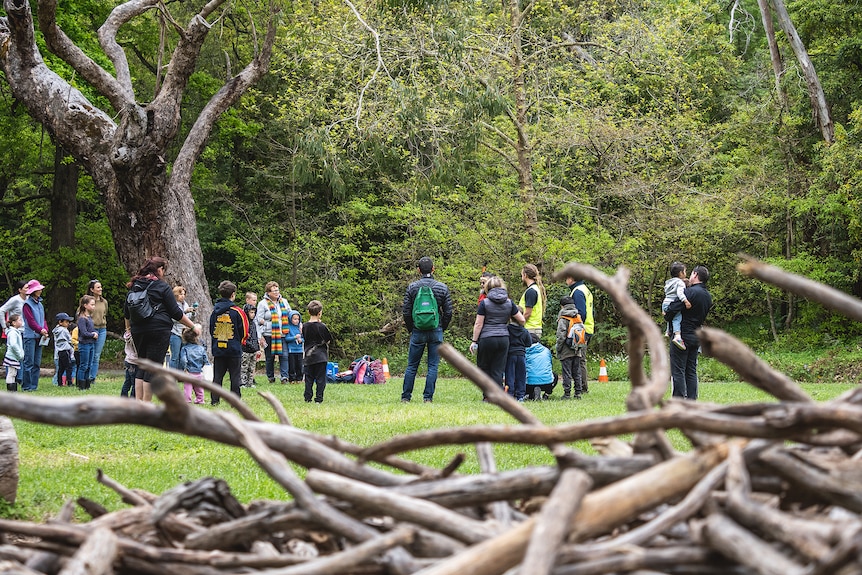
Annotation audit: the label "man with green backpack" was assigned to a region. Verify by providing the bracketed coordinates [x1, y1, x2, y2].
[401, 257, 453, 403]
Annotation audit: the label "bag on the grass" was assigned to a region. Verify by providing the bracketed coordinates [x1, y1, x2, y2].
[326, 362, 339, 382]
[350, 355, 378, 384]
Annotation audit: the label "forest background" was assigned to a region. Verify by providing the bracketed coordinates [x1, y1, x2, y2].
[1, 0, 861, 377]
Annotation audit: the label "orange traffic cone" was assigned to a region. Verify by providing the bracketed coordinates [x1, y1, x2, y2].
[598, 358, 609, 382]
[382, 358, 391, 380]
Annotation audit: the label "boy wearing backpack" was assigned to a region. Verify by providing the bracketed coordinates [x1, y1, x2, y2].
[556, 296, 583, 400]
[401, 257, 454, 403]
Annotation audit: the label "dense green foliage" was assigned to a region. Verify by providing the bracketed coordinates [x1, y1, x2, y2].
[1, 0, 861, 360]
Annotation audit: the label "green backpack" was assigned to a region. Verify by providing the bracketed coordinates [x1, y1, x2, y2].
[412, 285, 440, 330]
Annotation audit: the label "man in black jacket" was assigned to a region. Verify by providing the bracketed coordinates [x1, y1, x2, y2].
[401, 257, 454, 403]
[664, 265, 712, 400]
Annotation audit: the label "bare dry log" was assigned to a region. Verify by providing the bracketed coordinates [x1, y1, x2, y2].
[520, 468, 591, 575]
[699, 512, 807, 575]
[0, 416, 18, 505]
[305, 469, 500, 545]
[57, 526, 117, 575]
[759, 446, 862, 512]
[413, 445, 728, 575]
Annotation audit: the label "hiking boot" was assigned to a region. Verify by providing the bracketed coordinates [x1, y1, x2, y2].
[532, 387, 542, 401]
[562, 393, 571, 400]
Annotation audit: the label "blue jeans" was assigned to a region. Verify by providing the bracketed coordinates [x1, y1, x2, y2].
[90, 327, 107, 378]
[77, 343, 95, 382]
[662, 302, 682, 335]
[169, 333, 182, 370]
[401, 328, 443, 401]
[505, 353, 527, 400]
[22, 337, 42, 391]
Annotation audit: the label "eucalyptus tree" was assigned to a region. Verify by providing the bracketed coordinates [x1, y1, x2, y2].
[0, 0, 278, 317]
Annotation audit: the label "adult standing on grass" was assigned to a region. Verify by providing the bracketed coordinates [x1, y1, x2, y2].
[565, 272, 595, 393]
[401, 256, 453, 403]
[256, 281, 292, 384]
[664, 265, 712, 400]
[21, 280, 49, 392]
[0, 280, 28, 333]
[470, 276, 525, 393]
[86, 280, 108, 383]
[125, 257, 195, 402]
[519, 264, 546, 338]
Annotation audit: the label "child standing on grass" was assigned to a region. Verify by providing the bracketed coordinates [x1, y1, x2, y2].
[286, 310, 304, 383]
[3, 313, 23, 392]
[76, 295, 98, 391]
[240, 304, 260, 388]
[662, 261, 691, 350]
[179, 324, 208, 404]
[302, 300, 331, 404]
[52, 312, 75, 387]
[555, 296, 583, 400]
[120, 327, 137, 398]
[505, 307, 532, 402]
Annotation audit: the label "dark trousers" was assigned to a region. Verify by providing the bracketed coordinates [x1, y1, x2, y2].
[263, 336, 289, 381]
[120, 361, 135, 397]
[670, 342, 699, 400]
[57, 349, 74, 386]
[579, 333, 592, 392]
[561, 355, 582, 396]
[477, 336, 509, 387]
[212, 355, 242, 404]
[505, 353, 526, 400]
[304, 361, 327, 403]
[288, 352, 304, 382]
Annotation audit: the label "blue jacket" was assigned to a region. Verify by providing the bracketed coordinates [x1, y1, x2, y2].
[179, 342, 210, 374]
[525, 343, 553, 385]
[286, 310, 304, 354]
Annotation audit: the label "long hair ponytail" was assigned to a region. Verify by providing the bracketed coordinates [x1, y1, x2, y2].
[522, 264, 546, 307]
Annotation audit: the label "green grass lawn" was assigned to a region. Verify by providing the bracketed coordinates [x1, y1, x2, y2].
[3, 374, 855, 521]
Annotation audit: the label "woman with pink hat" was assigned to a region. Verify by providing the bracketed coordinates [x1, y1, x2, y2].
[21, 279, 49, 392]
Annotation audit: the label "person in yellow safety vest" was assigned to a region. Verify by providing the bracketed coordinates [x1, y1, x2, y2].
[519, 264, 546, 339]
[565, 274, 594, 393]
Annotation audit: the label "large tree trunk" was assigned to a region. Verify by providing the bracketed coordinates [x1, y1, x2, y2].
[49, 146, 79, 319]
[0, 0, 278, 321]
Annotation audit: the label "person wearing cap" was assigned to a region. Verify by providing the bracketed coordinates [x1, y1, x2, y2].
[21, 279, 49, 392]
[52, 312, 75, 387]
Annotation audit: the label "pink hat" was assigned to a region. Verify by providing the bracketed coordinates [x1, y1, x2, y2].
[24, 279, 45, 295]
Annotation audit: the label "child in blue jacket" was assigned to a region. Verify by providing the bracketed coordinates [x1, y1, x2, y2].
[286, 310, 304, 383]
[525, 334, 558, 400]
[179, 325, 209, 404]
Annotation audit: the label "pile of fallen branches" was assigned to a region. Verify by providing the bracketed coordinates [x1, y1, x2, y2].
[0, 256, 861, 575]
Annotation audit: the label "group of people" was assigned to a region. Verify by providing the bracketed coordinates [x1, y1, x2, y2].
[402, 256, 711, 403]
[121, 257, 332, 405]
[1, 255, 712, 404]
[401, 258, 597, 403]
[1, 279, 108, 392]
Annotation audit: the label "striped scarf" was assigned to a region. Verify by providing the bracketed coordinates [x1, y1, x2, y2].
[267, 297, 291, 354]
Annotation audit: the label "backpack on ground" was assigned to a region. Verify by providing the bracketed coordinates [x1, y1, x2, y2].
[126, 282, 159, 323]
[564, 314, 586, 350]
[412, 285, 440, 331]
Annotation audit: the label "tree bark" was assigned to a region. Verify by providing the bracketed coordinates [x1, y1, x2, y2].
[767, 0, 833, 143]
[0, 0, 279, 313]
[49, 146, 79, 319]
